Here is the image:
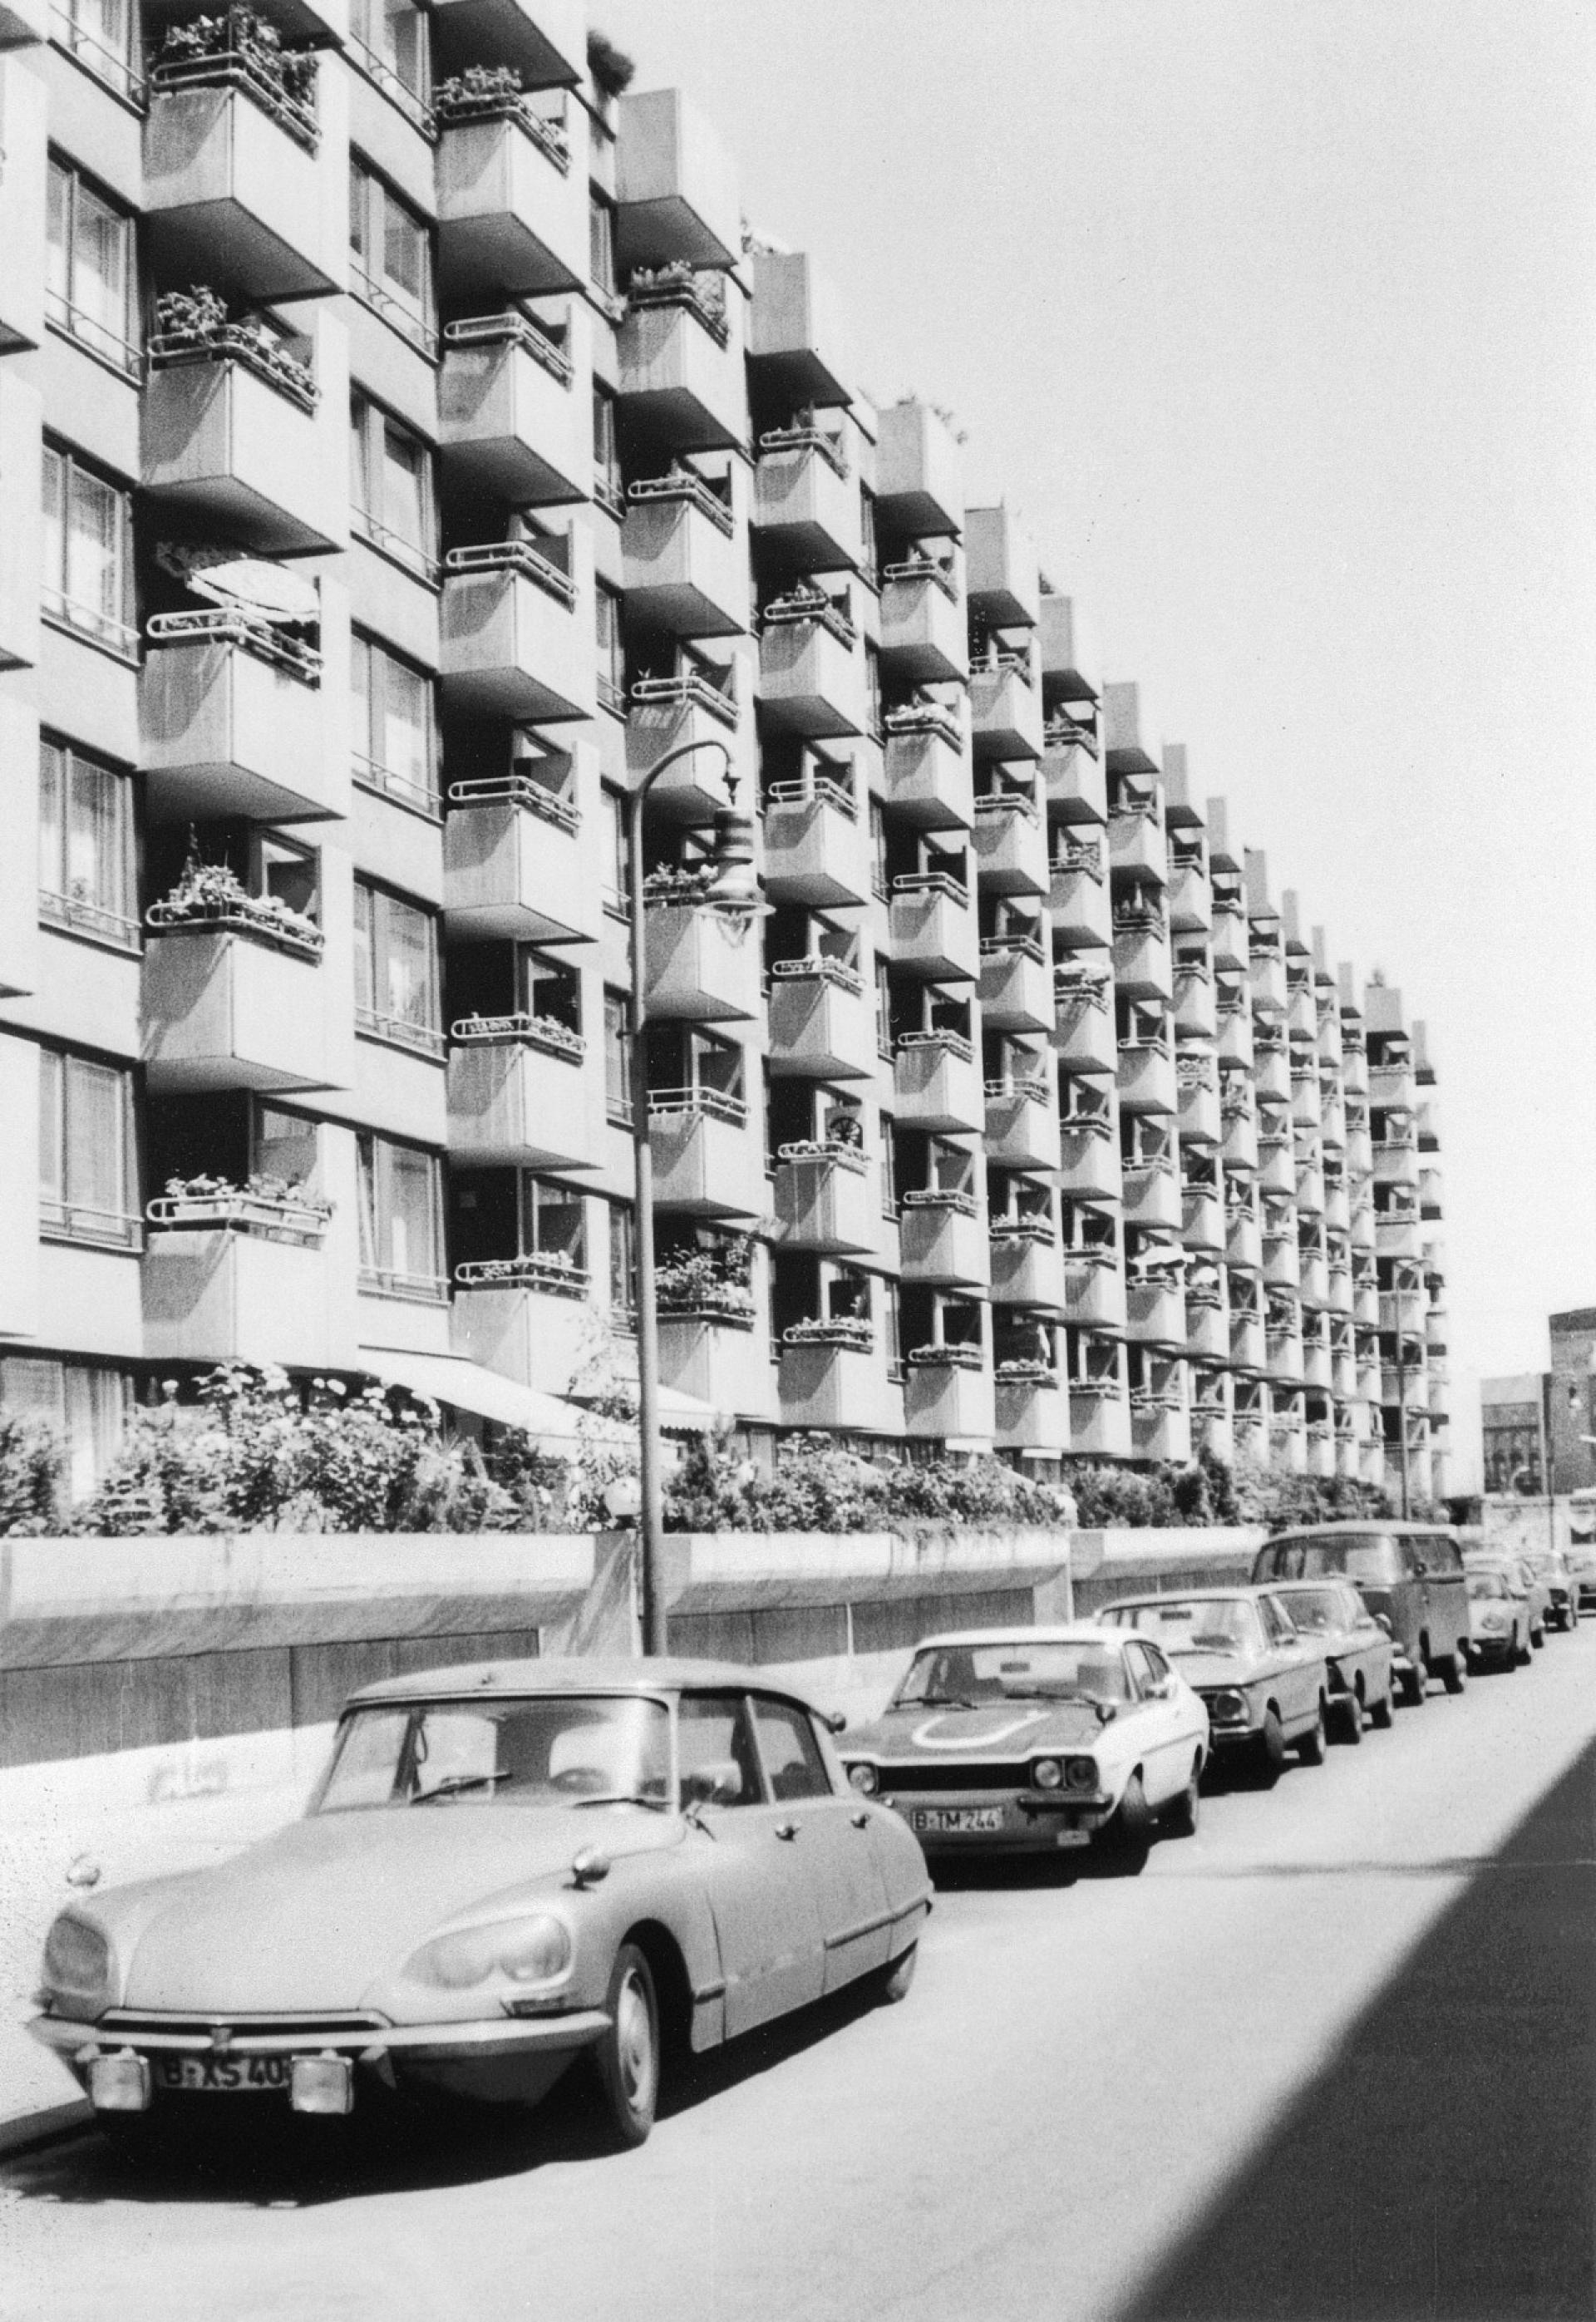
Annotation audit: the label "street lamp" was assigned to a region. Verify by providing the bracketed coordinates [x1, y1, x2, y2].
[624, 737, 760, 1655]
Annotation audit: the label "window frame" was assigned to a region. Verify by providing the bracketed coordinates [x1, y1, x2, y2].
[349, 158, 437, 357]
[356, 1129, 447, 1300]
[50, 0, 140, 106]
[41, 440, 136, 659]
[45, 155, 139, 377]
[595, 581, 626, 715]
[346, 0, 431, 130]
[350, 628, 440, 816]
[37, 734, 138, 952]
[350, 391, 439, 583]
[353, 877, 445, 1057]
[38, 1044, 140, 1250]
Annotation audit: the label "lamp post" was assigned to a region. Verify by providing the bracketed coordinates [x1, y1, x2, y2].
[624, 737, 760, 1656]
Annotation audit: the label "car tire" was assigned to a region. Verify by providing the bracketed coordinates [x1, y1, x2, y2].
[1441, 1645, 1467, 1695]
[589, 1943, 660, 2150]
[1369, 1686, 1396, 1730]
[872, 1944, 919, 2005]
[1296, 1700, 1328, 1767]
[1336, 1688, 1364, 1744]
[1164, 1763, 1201, 1836]
[1400, 1664, 1426, 1707]
[1532, 1624, 1545, 1649]
[1254, 1712, 1288, 1788]
[1110, 1773, 1155, 1870]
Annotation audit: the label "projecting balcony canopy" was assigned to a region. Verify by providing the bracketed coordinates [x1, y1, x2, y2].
[747, 249, 855, 409]
[616, 87, 741, 273]
[440, 534, 594, 723]
[437, 96, 585, 301]
[430, 0, 583, 86]
[144, 57, 343, 305]
[440, 310, 587, 508]
[751, 423, 861, 572]
[141, 598, 338, 825]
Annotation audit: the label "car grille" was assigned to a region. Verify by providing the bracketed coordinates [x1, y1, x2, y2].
[875, 1762, 1034, 1792]
[101, 2012, 385, 2042]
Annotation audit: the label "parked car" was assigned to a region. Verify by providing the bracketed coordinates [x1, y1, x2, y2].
[1524, 1549, 1581, 1631]
[1464, 1551, 1548, 1648]
[1465, 1570, 1530, 1669]
[1096, 1588, 1329, 1786]
[1265, 1578, 1396, 1740]
[840, 1627, 1210, 1870]
[1565, 1496, 1596, 1608]
[30, 1659, 932, 2152]
[1252, 1523, 1471, 1704]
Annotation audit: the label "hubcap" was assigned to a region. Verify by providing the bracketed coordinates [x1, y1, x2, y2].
[615, 1972, 656, 2114]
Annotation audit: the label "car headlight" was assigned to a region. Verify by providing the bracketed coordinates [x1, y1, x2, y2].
[1032, 1757, 1063, 1791]
[1476, 1611, 1506, 1631]
[403, 1913, 573, 1991]
[1063, 1756, 1097, 1792]
[1207, 1690, 1248, 1724]
[42, 1914, 113, 2013]
[847, 1762, 878, 1795]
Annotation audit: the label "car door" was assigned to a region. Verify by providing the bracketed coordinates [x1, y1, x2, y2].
[750, 1693, 893, 1995]
[1121, 1642, 1185, 1804]
[677, 1690, 826, 2039]
[1259, 1594, 1318, 1729]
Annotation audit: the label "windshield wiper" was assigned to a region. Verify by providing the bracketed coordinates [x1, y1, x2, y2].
[573, 1791, 669, 1812]
[412, 1772, 505, 1805]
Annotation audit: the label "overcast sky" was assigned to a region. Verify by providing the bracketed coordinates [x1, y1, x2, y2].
[596, 0, 1596, 1488]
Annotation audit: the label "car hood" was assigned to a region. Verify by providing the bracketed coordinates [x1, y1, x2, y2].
[849, 1698, 1121, 1758]
[107, 1806, 679, 2015]
[1162, 1647, 1274, 1691]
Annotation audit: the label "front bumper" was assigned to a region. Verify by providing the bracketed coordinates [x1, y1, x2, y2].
[877, 1788, 1110, 1851]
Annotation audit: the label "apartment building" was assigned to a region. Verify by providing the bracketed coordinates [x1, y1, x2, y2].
[0, 0, 1451, 1497]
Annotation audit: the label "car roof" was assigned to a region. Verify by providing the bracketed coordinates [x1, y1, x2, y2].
[908, 1624, 1135, 1653]
[1097, 1585, 1276, 1607]
[346, 1655, 817, 1709]
[1265, 1520, 1456, 1539]
[1268, 1575, 1358, 1590]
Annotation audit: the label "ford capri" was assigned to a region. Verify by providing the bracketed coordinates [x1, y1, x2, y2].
[30, 1659, 931, 2154]
[1097, 1588, 1331, 1786]
[840, 1627, 1209, 1870]
[1265, 1578, 1396, 1740]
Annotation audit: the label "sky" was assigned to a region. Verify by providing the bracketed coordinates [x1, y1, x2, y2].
[594, 0, 1596, 1489]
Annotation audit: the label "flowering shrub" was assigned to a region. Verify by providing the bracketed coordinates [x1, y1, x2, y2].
[0, 1411, 65, 1536]
[663, 1432, 1071, 1535]
[150, 861, 323, 952]
[155, 8, 317, 106]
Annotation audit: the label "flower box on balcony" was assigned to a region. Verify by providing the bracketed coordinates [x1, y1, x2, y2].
[451, 1008, 585, 1061]
[784, 1317, 872, 1352]
[146, 875, 324, 963]
[150, 17, 321, 151]
[145, 1176, 331, 1245]
[455, 1251, 589, 1298]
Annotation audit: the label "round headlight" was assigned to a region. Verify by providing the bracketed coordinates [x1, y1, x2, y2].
[1210, 1689, 1247, 1723]
[405, 1913, 573, 1991]
[847, 1762, 878, 1795]
[42, 1913, 112, 2005]
[1032, 1757, 1063, 1791]
[1064, 1757, 1097, 1792]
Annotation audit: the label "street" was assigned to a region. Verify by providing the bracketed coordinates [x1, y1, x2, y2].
[4, 1628, 1594, 2322]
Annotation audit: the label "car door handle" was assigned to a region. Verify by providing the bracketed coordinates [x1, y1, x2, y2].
[850, 1811, 870, 1830]
[775, 1822, 798, 1841]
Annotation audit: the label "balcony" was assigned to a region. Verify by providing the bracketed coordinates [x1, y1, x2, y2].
[767, 958, 876, 1079]
[1374, 1136, 1421, 1189]
[659, 1312, 774, 1421]
[1221, 1099, 1259, 1175]
[1216, 1002, 1254, 1072]
[1063, 1255, 1126, 1333]
[1111, 906, 1172, 1001]
[879, 560, 967, 685]
[437, 101, 585, 300]
[142, 1215, 340, 1368]
[1108, 800, 1165, 879]
[617, 287, 743, 454]
[882, 706, 973, 831]
[894, 1032, 983, 1134]
[1267, 1323, 1306, 1388]
[1043, 722, 1106, 823]
[1380, 1289, 1426, 1337]
[447, 1018, 598, 1170]
[899, 1192, 988, 1289]
[1069, 1378, 1130, 1459]
[625, 672, 747, 820]
[1303, 1333, 1333, 1391]
[1298, 1250, 1329, 1307]
[985, 1073, 1062, 1172]
[440, 537, 594, 724]
[969, 656, 1043, 762]
[1226, 1204, 1262, 1271]
[1185, 1294, 1229, 1362]
[1173, 959, 1217, 1042]
[1290, 1064, 1322, 1131]
[1229, 1312, 1266, 1370]
[875, 398, 963, 539]
[1131, 1392, 1191, 1467]
[649, 1090, 763, 1218]
[1177, 1053, 1221, 1143]
[761, 775, 869, 908]
[1168, 860, 1212, 935]
[748, 249, 852, 407]
[1048, 837, 1111, 946]
[752, 425, 860, 571]
[966, 506, 1039, 630]
[1211, 900, 1248, 971]
[443, 775, 598, 945]
[1252, 1039, 1289, 1101]
[452, 1255, 594, 1398]
[989, 1224, 1066, 1310]
[622, 472, 746, 638]
[144, 69, 342, 305]
[1181, 1186, 1224, 1253]
[1419, 1166, 1444, 1219]
[889, 873, 978, 981]
[904, 1350, 994, 1444]
[1117, 1035, 1177, 1115]
[1126, 1279, 1185, 1347]
[757, 599, 864, 738]
[778, 1335, 888, 1433]
[142, 915, 334, 1093]
[978, 934, 1052, 1033]
[995, 1371, 1068, 1455]
[1295, 1155, 1326, 1216]
[440, 311, 586, 507]
[1264, 1231, 1301, 1290]
[1122, 1155, 1181, 1232]
[1058, 1118, 1121, 1203]
[141, 318, 341, 556]
[1249, 938, 1288, 1015]
[644, 899, 761, 1022]
[1052, 975, 1118, 1075]
[772, 1144, 875, 1254]
[140, 612, 339, 826]
[616, 87, 740, 272]
[972, 792, 1048, 896]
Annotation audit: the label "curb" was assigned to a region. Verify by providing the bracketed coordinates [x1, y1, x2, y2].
[0, 2100, 93, 2162]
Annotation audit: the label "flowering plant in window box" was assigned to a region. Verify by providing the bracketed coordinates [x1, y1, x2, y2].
[781, 1317, 872, 1352]
[906, 1343, 983, 1370]
[146, 1171, 332, 1242]
[450, 1010, 586, 1061]
[146, 862, 324, 959]
[994, 1358, 1057, 1383]
[151, 8, 319, 145]
[433, 66, 570, 165]
[150, 286, 317, 412]
[654, 1240, 756, 1326]
[642, 863, 718, 908]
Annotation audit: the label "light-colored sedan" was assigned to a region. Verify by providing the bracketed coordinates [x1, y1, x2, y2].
[1465, 1569, 1531, 1669]
[1465, 1552, 1548, 1649]
[1098, 1588, 1331, 1786]
[1266, 1578, 1396, 1740]
[31, 1659, 931, 2155]
[840, 1627, 1210, 1870]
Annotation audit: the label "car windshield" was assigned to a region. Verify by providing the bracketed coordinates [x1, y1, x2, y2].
[1103, 1600, 1257, 1654]
[1467, 1573, 1509, 1602]
[313, 1695, 672, 1812]
[1275, 1587, 1349, 1633]
[893, 1642, 1130, 1708]
[1268, 1534, 1402, 1584]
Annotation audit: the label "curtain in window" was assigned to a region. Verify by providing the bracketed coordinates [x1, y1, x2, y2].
[66, 756, 123, 915]
[381, 0, 424, 91]
[349, 633, 373, 767]
[45, 164, 70, 324]
[255, 1106, 318, 1192]
[382, 655, 432, 796]
[37, 1048, 63, 1207]
[72, 182, 130, 362]
[65, 466, 125, 636]
[385, 1141, 439, 1282]
[383, 895, 434, 1030]
[382, 194, 426, 306]
[356, 1131, 378, 1270]
[68, 1057, 125, 1221]
[608, 1200, 635, 1313]
[382, 422, 427, 556]
[37, 741, 63, 898]
[41, 447, 65, 611]
[352, 880, 375, 1014]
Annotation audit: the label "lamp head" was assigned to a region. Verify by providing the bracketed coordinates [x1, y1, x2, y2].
[702, 787, 761, 914]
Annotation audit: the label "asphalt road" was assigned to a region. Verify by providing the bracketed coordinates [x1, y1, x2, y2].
[5, 1629, 1595, 2322]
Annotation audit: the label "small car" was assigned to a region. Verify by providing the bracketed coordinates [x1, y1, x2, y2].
[29, 1659, 932, 2153]
[1098, 1587, 1330, 1785]
[1465, 1569, 1530, 1669]
[840, 1626, 1209, 1869]
[1524, 1549, 1581, 1632]
[1265, 1578, 1396, 1740]
[1252, 1522, 1471, 1704]
[1565, 1498, 1596, 1608]
[1464, 1551, 1548, 1648]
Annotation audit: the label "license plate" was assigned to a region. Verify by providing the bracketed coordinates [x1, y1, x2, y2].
[155, 2053, 291, 2094]
[908, 1806, 1006, 1836]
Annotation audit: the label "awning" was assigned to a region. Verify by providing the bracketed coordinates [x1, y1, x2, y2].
[564, 1382, 722, 1435]
[356, 1348, 594, 1447]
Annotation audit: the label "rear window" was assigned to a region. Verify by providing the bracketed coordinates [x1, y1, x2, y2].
[1418, 1535, 1463, 1575]
[1259, 1533, 1403, 1585]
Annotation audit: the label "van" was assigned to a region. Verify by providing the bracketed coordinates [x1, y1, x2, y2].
[1251, 1522, 1470, 1705]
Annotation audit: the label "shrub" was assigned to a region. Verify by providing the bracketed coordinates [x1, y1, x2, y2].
[0, 1411, 66, 1536]
[663, 1432, 1071, 1535]
[587, 27, 634, 99]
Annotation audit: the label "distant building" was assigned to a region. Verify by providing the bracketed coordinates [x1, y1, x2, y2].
[1481, 1373, 1547, 1495]
[1549, 1310, 1596, 1493]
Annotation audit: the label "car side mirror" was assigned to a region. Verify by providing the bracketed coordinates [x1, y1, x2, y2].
[825, 1710, 848, 1735]
[682, 1759, 743, 1808]
[1373, 1614, 1394, 1636]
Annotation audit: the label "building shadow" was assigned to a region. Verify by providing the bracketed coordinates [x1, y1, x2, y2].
[1116, 1738, 1596, 2321]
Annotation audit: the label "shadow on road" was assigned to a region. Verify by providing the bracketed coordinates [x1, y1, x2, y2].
[1116, 1737, 1596, 2322]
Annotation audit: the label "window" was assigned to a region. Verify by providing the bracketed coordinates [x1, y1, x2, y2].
[603, 988, 633, 1124]
[595, 583, 625, 714]
[347, 0, 428, 121]
[37, 737, 135, 948]
[589, 190, 617, 299]
[751, 1697, 831, 1802]
[51, 0, 136, 101]
[351, 632, 437, 813]
[357, 1131, 445, 1298]
[879, 1111, 898, 1217]
[600, 785, 628, 915]
[353, 881, 442, 1055]
[869, 801, 889, 901]
[859, 486, 878, 585]
[863, 642, 883, 741]
[677, 1693, 762, 1807]
[42, 444, 134, 655]
[520, 1174, 587, 1284]
[256, 831, 320, 924]
[592, 385, 621, 513]
[607, 1197, 636, 1322]
[254, 1103, 320, 1194]
[39, 1048, 138, 1248]
[349, 160, 436, 354]
[45, 160, 135, 375]
[0, 1356, 127, 1501]
[351, 394, 436, 579]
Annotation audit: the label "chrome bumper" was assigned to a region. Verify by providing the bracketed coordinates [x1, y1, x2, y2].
[30, 2010, 611, 2064]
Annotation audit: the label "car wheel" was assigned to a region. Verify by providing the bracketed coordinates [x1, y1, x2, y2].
[1441, 1645, 1467, 1695]
[1164, 1762, 1201, 1836]
[1254, 1712, 1288, 1788]
[1532, 1624, 1545, 1649]
[590, 1944, 659, 2150]
[1369, 1685, 1396, 1730]
[872, 1944, 919, 2005]
[1296, 1700, 1328, 1767]
[1110, 1773, 1155, 1869]
[1400, 1664, 1426, 1707]
[1336, 1687, 1364, 1744]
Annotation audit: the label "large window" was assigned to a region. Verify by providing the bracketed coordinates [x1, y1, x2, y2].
[42, 443, 134, 656]
[37, 737, 136, 949]
[349, 160, 435, 354]
[595, 583, 625, 714]
[589, 190, 617, 300]
[357, 1132, 445, 1299]
[351, 394, 436, 580]
[603, 988, 633, 1124]
[45, 159, 135, 375]
[39, 1047, 138, 1248]
[347, 0, 428, 125]
[51, 0, 136, 102]
[607, 1198, 636, 1324]
[354, 880, 442, 1055]
[592, 385, 621, 513]
[351, 631, 437, 812]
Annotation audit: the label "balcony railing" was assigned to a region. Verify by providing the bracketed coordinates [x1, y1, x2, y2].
[765, 772, 857, 820]
[149, 39, 319, 151]
[757, 420, 850, 478]
[1053, 836, 1104, 881]
[627, 261, 731, 347]
[45, 584, 139, 661]
[986, 1072, 1049, 1107]
[450, 1010, 585, 1061]
[434, 79, 570, 170]
[1045, 716, 1099, 755]
[761, 584, 856, 648]
[648, 1083, 747, 1126]
[882, 554, 958, 604]
[50, 0, 144, 105]
[145, 605, 322, 684]
[41, 1196, 142, 1250]
[893, 869, 968, 907]
[448, 772, 579, 834]
[145, 1185, 331, 1244]
[40, 888, 140, 952]
[455, 1252, 589, 1297]
[357, 1004, 446, 1058]
[359, 1264, 449, 1304]
[907, 1343, 983, 1370]
[884, 701, 961, 749]
[776, 1137, 868, 1175]
[445, 537, 575, 608]
[147, 313, 317, 412]
[630, 669, 739, 729]
[991, 1216, 1054, 1245]
[903, 1187, 978, 1218]
[45, 288, 142, 380]
[771, 953, 864, 996]
[443, 308, 574, 386]
[628, 469, 736, 537]
[895, 1028, 973, 1062]
[145, 889, 324, 962]
[783, 1317, 871, 1351]
[979, 931, 1046, 965]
